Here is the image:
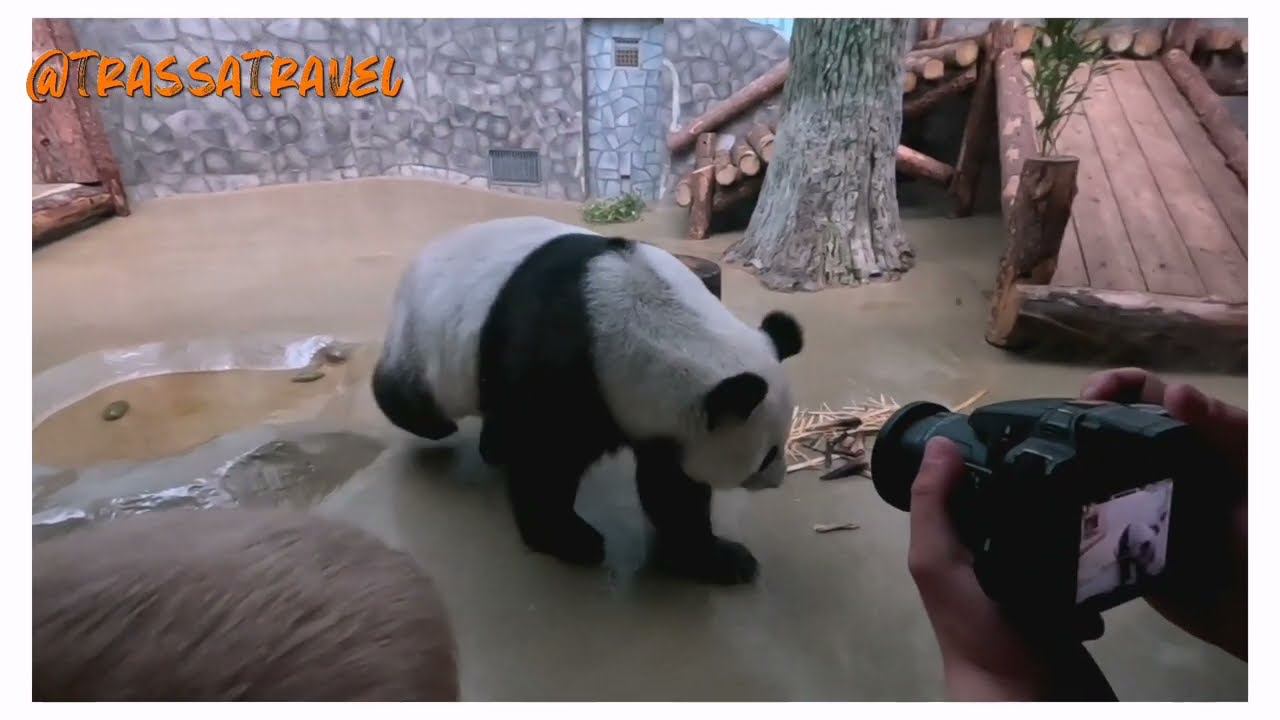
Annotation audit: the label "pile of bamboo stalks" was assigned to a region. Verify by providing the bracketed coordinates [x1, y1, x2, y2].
[785, 390, 988, 478]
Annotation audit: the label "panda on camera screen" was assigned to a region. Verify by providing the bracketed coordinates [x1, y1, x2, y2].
[373, 217, 804, 584]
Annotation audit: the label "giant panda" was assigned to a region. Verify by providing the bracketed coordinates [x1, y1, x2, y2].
[372, 216, 803, 585]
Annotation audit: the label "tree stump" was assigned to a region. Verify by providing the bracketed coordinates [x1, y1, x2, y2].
[987, 157, 1080, 347]
[674, 254, 723, 299]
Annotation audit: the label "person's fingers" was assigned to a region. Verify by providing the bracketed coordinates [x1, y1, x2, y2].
[908, 437, 970, 584]
[1080, 367, 1166, 404]
[1163, 383, 1247, 473]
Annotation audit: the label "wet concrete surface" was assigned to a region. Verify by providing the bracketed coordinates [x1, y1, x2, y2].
[32, 178, 1246, 700]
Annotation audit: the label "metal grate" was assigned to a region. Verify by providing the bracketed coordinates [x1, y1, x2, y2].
[488, 149, 541, 185]
[613, 38, 640, 67]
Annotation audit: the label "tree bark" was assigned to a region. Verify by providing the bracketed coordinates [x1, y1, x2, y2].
[724, 19, 912, 291]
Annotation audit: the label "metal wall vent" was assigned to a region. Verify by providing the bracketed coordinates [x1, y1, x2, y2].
[613, 38, 640, 68]
[489, 149, 541, 185]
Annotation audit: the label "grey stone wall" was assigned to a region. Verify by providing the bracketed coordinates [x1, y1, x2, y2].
[661, 19, 791, 196]
[70, 18, 586, 202]
[584, 20, 665, 200]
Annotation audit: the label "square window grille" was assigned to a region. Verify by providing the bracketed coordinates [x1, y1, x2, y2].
[613, 38, 640, 67]
[489, 149, 541, 185]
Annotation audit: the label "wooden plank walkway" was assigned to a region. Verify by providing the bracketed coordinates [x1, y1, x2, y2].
[1040, 60, 1247, 304]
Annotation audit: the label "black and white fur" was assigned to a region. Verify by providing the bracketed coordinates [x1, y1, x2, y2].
[373, 217, 803, 584]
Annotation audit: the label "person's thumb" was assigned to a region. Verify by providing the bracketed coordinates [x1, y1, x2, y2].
[908, 437, 970, 585]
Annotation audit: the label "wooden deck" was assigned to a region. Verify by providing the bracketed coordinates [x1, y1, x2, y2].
[1009, 59, 1247, 368]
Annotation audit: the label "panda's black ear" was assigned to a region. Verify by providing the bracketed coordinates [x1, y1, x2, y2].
[761, 311, 803, 360]
[704, 372, 768, 431]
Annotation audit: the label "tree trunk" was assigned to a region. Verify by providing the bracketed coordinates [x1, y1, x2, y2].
[725, 19, 912, 291]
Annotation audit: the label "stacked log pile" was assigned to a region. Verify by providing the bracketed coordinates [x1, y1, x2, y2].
[1085, 22, 1246, 95]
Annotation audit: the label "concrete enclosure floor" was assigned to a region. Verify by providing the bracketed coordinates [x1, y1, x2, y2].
[32, 178, 1247, 700]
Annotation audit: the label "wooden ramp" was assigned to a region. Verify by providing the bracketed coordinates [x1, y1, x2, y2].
[993, 56, 1247, 369]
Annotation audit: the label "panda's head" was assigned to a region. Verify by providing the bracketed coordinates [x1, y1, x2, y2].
[681, 310, 803, 492]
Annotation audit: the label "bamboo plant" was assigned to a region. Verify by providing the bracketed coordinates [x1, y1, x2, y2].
[1024, 19, 1114, 156]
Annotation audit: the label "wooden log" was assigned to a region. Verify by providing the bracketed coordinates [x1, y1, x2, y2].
[896, 145, 954, 186]
[995, 48, 1039, 217]
[1165, 20, 1200, 54]
[918, 19, 943, 44]
[987, 157, 1080, 346]
[909, 38, 981, 68]
[1106, 30, 1133, 56]
[903, 66, 978, 119]
[904, 54, 946, 81]
[745, 124, 776, 164]
[1131, 29, 1163, 58]
[1013, 284, 1248, 372]
[674, 175, 693, 208]
[730, 138, 761, 176]
[32, 185, 114, 244]
[903, 70, 918, 94]
[1195, 27, 1239, 54]
[950, 23, 1001, 217]
[686, 133, 716, 239]
[44, 20, 129, 216]
[711, 174, 764, 214]
[1162, 49, 1247, 187]
[713, 149, 739, 186]
[1012, 24, 1036, 53]
[915, 31, 985, 51]
[667, 61, 789, 153]
[1082, 27, 1105, 51]
[1136, 60, 1247, 255]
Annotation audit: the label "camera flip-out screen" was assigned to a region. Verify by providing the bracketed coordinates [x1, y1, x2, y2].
[1076, 479, 1174, 604]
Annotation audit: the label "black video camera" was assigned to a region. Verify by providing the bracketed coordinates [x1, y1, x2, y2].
[873, 398, 1204, 617]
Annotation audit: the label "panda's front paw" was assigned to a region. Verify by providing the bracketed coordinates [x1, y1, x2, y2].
[654, 536, 758, 585]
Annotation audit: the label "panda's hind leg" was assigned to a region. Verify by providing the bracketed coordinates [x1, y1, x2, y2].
[634, 442, 758, 585]
[501, 437, 605, 566]
[371, 361, 458, 440]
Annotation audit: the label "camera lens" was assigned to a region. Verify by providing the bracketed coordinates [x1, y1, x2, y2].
[872, 402, 984, 511]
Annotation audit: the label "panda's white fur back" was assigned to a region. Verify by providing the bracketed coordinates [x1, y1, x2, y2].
[382, 215, 792, 489]
[381, 216, 589, 418]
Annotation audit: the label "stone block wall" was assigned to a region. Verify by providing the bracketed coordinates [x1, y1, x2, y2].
[584, 20, 666, 200]
[70, 18, 587, 202]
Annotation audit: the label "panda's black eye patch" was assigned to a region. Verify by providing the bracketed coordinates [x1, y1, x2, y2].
[758, 446, 778, 472]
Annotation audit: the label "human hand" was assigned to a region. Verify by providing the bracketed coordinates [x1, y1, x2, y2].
[1081, 368, 1247, 660]
[908, 438, 1116, 701]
